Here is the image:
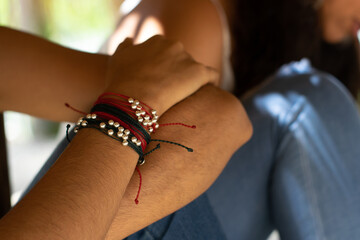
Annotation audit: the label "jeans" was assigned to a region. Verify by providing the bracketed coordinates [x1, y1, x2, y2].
[24, 60, 360, 240]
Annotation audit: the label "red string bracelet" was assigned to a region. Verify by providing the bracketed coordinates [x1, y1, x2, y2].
[65, 92, 197, 204]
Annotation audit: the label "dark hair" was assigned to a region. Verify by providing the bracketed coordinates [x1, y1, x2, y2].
[230, 0, 360, 98]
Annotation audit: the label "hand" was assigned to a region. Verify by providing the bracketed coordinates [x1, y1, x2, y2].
[104, 35, 219, 116]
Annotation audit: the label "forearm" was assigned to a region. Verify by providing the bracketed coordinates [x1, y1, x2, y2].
[0, 129, 138, 240]
[0, 26, 108, 122]
[105, 85, 253, 239]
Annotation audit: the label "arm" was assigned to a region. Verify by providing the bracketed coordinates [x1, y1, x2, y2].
[0, 26, 108, 122]
[0, 128, 138, 240]
[102, 1, 242, 238]
[105, 85, 252, 239]
[0, 35, 222, 239]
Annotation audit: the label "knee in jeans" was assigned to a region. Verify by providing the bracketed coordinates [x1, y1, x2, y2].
[250, 70, 354, 130]
[278, 70, 352, 103]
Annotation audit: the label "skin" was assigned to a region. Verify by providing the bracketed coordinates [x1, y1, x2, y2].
[102, 1, 237, 238]
[319, 0, 360, 43]
[105, 36, 219, 115]
[0, 26, 108, 122]
[0, 13, 252, 238]
[0, 84, 251, 240]
[101, 0, 360, 237]
[102, 0, 360, 237]
[6, 0, 356, 237]
[104, 0, 223, 76]
[105, 85, 251, 239]
[0, 129, 139, 239]
[0, 27, 217, 121]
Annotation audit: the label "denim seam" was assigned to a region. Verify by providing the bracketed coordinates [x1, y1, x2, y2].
[294, 132, 325, 240]
[284, 99, 326, 240]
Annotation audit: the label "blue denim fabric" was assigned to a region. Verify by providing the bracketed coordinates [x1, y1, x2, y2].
[125, 194, 226, 240]
[206, 59, 360, 240]
[23, 60, 360, 240]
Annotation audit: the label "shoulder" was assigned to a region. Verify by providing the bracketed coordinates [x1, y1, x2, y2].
[137, 0, 224, 71]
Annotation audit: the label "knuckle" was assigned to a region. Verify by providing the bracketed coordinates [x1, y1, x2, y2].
[150, 34, 165, 41]
[145, 35, 166, 46]
[184, 62, 207, 81]
[189, 61, 204, 72]
[168, 40, 184, 52]
[210, 69, 220, 79]
[195, 64, 213, 81]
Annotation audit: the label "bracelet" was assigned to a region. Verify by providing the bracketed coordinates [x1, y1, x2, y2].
[74, 94, 156, 165]
[74, 115, 147, 165]
[65, 92, 195, 204]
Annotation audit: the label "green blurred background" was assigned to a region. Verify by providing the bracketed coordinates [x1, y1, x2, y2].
[0, 0, 122, 51]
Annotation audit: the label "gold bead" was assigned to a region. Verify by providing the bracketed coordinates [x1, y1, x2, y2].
[134, 100, 140, 105]
[128, 98, 134, 103]
[154, 123, 159, 129]
[124, 129, 130, 135]
[108, 129, 114, 136]
[117, 131, 123, 137]
[91, 113, 97, 119]
[144, 115, 150, 120]
[138, 117, 144, 123]
[118, 127, 124, 132]
[122, 135, 129, 140]
[122, 140, 128, 146]
[131, 137, 137, 143]
[149, 127, 154, 133]
[86, 114, 92, 119]
[100, 122, 106, 128]
[108, 120, 114, 125]
[131, 103, 137, 109]
[74, 127, 79, 133]
[136, 140, 141, 146]
[114, 122, 120, 127]
[135, 111, 142, 117]
[151, 109, 157, 115]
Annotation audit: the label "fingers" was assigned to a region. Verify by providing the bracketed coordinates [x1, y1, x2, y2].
[107, 34, 220, 115]
[130, 35, 218, 87]
[144, 35, 220, 110]
[179, 51, 220, 87]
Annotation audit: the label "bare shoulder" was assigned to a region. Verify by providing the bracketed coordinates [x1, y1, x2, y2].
[155, 0, 223, 70]
[114, 0, 223, 71]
